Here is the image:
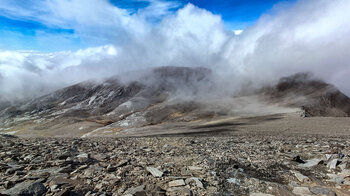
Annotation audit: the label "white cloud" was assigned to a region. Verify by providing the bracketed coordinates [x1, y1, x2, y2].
[1, 0, 350, 101]
[0, 0, 181, 46]
[233, 30, 243, 35]
[0, 45, 118, 100]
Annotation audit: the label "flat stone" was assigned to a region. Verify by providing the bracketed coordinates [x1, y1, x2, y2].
[339, 162, 347, 170]
[292, 187, 313, 196]
[309, 186, 336, 196]
[125, 185, 145, 195]
[1, 181, 46, 196]
[327, 174, 344, 185]
[299, 158, 322, 168]
[327, 159, 338, 169]
[288, 181, 300, 188]
[5, 165, 22, 175]
[169, 179, 186, 187]
[339, 169, 350, 177]
[250, 193, 274, 196]
[290, 170, 309, 182]
[76, 153, 90, 162]
[167, 187, 193, 196]
[49, 176, 80, 187]
[146, 166, 163, 177]
[188, 166, 203, 170]
[76, 153, 89, 158]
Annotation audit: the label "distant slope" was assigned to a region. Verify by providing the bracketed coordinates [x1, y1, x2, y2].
[260, 73, 350, 117]
[1, 68, 350, 137]
[0, 67, 214, 136]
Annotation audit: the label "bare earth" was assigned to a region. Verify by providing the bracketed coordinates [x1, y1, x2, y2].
[1, 113, 350, 196]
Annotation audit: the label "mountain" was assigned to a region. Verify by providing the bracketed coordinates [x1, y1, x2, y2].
[260, 73, 350, 117]
[0, 67, 350, 137]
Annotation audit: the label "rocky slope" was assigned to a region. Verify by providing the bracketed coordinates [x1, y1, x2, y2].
[0, 67, 350, 137]
[260, 73, 350, 117]
[1, 134, 350, 196]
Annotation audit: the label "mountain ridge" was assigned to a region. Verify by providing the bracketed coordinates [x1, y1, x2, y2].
[1, 67, 350, 137]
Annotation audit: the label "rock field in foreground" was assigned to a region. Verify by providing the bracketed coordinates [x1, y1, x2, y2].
[1, 135, 350, 196]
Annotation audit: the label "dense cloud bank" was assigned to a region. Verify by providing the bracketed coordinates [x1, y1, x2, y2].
[0, 0, 350, 101]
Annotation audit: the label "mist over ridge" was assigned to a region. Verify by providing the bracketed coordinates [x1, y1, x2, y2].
[1, 0, 350, 102]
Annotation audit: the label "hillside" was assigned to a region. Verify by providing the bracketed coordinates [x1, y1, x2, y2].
[1, 67, 350, 137]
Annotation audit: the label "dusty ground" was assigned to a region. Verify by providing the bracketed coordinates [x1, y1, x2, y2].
[3, 112, 350, 138]
[1, 114, 350, 196]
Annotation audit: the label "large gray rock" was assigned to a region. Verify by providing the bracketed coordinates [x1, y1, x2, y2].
[299, 158, 322, 168]
[146, 166, 163, 177]
[169, 179, 186, 187]
[309, 186, 336, 196]
[1, 181, 46, 196]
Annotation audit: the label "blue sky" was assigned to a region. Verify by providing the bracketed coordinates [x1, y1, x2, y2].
[0, 0, 296, 52]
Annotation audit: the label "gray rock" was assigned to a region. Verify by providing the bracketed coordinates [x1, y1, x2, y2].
[24, 155, 35, 162]
[327, 159, 338, 169]
[309, 186, 336, 196]
[250, 193, 274, 196]
[290, 170, 309, 182]
[292, 187, 312, 196]
[146, 166, 163, 177]
[227, 178, 240, 185]
[339, 169, 350, 177]
[169, 179, 186, 187]
[1, 181, 46, 196]
[339, 162, 347, 170]
[124, 185, 145, 195]
[299, 158, 322, 168]
[76, 153, 89, 162]
[6, 165, 22, 175]
[188, 166, 203, 170]
[167, 187, 193, 196]
[327, 174, 344, 185]
[288, 181, 300, 188]
[185, 177, 204, 189]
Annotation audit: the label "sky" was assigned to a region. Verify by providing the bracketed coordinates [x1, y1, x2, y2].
[0, 0, 294, 51]
[0, 0, 350, 101]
